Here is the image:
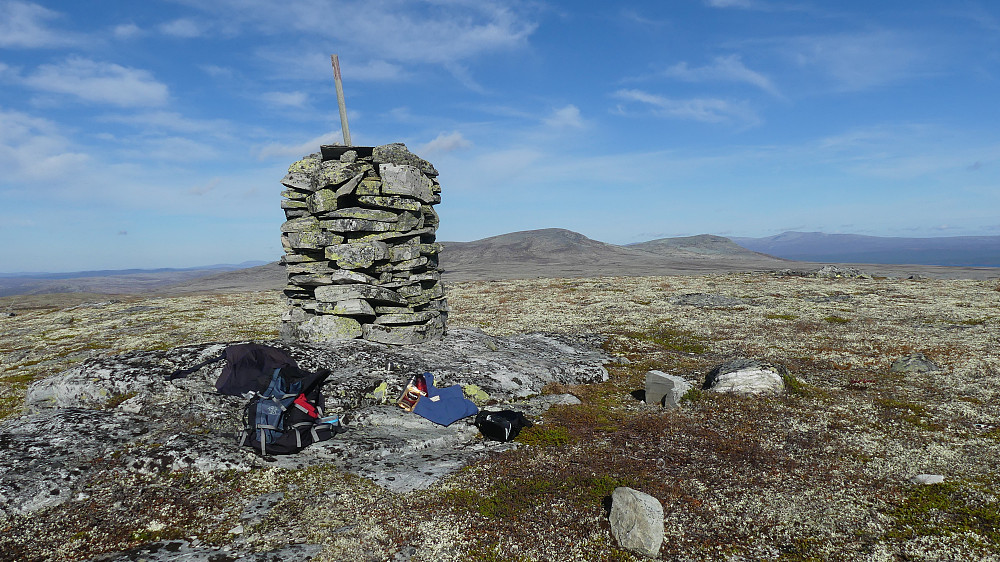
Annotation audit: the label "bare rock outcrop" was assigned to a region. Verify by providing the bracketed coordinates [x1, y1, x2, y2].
[2, 329, 607, 517]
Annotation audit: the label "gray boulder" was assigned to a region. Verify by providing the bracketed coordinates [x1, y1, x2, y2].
[890, 353, 941, 374]
[644, 370, 692, 408]
[609, 487, 664, 558]
[704, 358, 786, 395]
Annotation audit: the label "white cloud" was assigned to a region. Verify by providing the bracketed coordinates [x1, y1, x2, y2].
[704, 0, 756, 8]
[22, 57, 169, 107]
[543, 105, 585, 129]
[662, 54, 780, 96]
[784, 31, 929, 91]
[189, 177, 221, 196]
[159, 18, 207, 38]
[260, 91, 309, 108]
[342, 59, 408, 81]
[419, 131, 472, 155]
[0, 107, 90, 182]
[177, 1, 538, 68]
[200, 64, 235, 79]
[113, 23, 142, 39]
[98, 111, 234, 137]
[613, 89, 759, 125]
[0, 1, 82, 48]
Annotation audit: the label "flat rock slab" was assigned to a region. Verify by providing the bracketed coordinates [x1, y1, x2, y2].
[4, 329, 607, 516]
[88, 539, 323, 562]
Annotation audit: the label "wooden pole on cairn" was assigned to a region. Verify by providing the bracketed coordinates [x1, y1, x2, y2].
[330, 54, 352, 146]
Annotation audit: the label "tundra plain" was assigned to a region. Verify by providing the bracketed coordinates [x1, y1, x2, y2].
[1, 269, 999, 561]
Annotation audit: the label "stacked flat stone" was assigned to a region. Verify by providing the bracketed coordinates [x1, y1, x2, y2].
[278, 143, 446, 345]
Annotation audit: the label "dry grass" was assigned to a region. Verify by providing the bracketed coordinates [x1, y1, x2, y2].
[2, 272, 1000, 560]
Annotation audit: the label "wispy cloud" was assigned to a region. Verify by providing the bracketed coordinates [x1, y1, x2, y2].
[256, 130, 342, 160]
[177, 0, 538, 73]
[260, 91, 309, 108]
[783, 31, 930, 91]
[113, 22, 142, 39]
[613, 89, 759, 125]
[0, 1, 83, 48]
[22, 57, 169, 107]
[98, 111, 234, 137]
[704, 0, 756, 8]
[419, 131, 472, 155]
[661, 54, 781, 96]
[159, 18, 208, 38]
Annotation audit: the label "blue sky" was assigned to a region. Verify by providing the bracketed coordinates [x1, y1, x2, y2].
[1, 0, 998, 272]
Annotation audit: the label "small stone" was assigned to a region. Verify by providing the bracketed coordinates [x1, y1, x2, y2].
[339, 150, 357, 163]
[228, 525, 244, 535]
[910, 474, 945, 485]
[609, 487, 664, 558]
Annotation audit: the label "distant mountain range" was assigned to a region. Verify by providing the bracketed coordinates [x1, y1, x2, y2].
[730, 232, 1000, 268]
[3, 230, 999, 298]
[0, 262, 269, 298]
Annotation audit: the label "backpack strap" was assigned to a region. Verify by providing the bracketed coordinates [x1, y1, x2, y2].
[166, 349, 226, 381]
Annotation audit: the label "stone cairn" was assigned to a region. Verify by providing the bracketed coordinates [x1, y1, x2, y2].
[278, 143, 446, 345]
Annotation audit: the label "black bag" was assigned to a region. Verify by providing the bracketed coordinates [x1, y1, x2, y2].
[239, 365, 338, 456]
[474, 410, 533, 442]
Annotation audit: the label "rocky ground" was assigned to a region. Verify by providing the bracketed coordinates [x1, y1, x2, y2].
[1, 270, 999, 561]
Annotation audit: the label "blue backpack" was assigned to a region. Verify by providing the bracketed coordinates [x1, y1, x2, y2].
[239, 365, 338, 456]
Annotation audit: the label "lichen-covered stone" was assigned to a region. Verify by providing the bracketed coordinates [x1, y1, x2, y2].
[362, 316, 445, 345]
[280, 199, 307, 210]
[315, 161, 372, 189]
[280, 216, 320, 234]
[325, 241, 389, 269]
[373, 311, 440, 325]
[356, 195, 421, 212]
[296, 314, 363, 341]
[372, 143, 438, 177]
[389, 244, 422, 262]
[314, 283, 404, 305]
[324, 206, 403, 222]
[379, 163, 435, 203]
[282, 230, 342, 250]
[306, 188, 339, 214]
[315, 299, 375, 316]
[281, 154, 322, 190]
[355, 178, 381, 196]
